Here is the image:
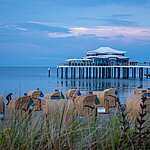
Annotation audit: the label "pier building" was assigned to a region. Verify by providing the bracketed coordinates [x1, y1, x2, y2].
[57, 47, 150, 80]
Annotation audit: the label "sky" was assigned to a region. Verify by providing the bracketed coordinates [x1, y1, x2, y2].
[0, 0, 150, 67]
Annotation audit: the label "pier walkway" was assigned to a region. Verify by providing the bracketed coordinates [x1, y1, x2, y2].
[57, 63, 150, 80]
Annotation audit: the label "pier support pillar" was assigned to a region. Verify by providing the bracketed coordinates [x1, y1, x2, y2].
[61, 67, 63, 78]
[96, 67, 98, 78]
[111, 68, 113, 77]
[82, 68, 84, 78]
[86, 67, 88, 78]
[139, 67, 143, 80]
[127, 68, 129, 79]
[71, 67, 73, 78]
[123, 67, 126, 79]
[106, 68, 108, 78]
[65, 67, 68, 79]
[99, 67, 101, 78]
[134, 68, 136, 78]
[74, 67, 76, 78]
[102, 68, 105, 78]
[118, 67, 120, 79]
[79, 67, 81, 78]
[146, 68, 149, 78]
[114, 68, 116, 78]
[93, 67, 95, 78]
[108, 68, 111, 78]
[89, 67, 91, 78]
[132, 68, 134, 78]
[57, 67, 58, 77]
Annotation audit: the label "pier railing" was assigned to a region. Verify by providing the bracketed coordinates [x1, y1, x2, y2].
[58, 62, 150, 67]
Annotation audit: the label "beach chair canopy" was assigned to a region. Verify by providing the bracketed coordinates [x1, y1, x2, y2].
[8, 96, 34, 116]
[27, 90, 42, 111]
[0, 94, 4, 114]
[66, 89, 80, 101]
[44, 91, 65, 100]
[134, 88, 148, 94]
[126, 93, 150, 123]
[93, 88, 117, 108]
[27, 90, 42, 99]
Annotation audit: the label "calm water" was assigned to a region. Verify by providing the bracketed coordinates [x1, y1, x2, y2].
[0, 67, 150, 104]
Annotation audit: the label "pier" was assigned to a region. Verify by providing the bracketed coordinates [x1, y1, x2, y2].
[57, 65, 150, 80]
[57, 47, 150, 80]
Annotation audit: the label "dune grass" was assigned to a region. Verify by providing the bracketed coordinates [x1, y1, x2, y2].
[0, 98, 150, 150]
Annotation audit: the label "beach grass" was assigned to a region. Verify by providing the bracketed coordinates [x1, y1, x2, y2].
[0, 100, 150, 150]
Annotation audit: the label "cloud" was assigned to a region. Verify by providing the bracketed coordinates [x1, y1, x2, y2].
[0, 23, 27, 32]
[77, 14, 137, 27]
[23, 21, 70, 33]
[50, 0, 150, 8]
[47, 26, 150, 43]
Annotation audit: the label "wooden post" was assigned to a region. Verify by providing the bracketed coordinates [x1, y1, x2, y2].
[48, 68, 50, 77]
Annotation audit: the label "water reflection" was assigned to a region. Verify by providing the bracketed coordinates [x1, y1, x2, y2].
[57, 78, 145, 104]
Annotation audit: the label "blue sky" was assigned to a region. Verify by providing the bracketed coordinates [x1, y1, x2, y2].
[0, 0, 150, 67]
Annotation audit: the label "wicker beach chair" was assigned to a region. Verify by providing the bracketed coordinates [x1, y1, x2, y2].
[134, 88, 148, 94]
[126, 93, 150, 123]
[93, 88, 117, 113]
[27, 90, 42, 111]
[74, 95, 97, 120]
[0, 94, 4, 114]
[42, 99, 74, 122]
[44, 91, 65, 100]
[8, 96, 33, 117]
[66, 89, 80, 101]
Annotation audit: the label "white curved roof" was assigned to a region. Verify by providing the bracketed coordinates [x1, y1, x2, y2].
[85, 47, 126, 54]
[65, 58, 92, 62]
[86, 55, 129, 59]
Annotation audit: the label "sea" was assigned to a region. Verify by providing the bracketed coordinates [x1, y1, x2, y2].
[0, 67, 150, 104]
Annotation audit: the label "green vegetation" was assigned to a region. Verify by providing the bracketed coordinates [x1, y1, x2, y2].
[0, 97, 150, 150]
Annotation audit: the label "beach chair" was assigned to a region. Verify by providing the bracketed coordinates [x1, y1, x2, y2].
[27, 90, 42, 111]
[44, 91, 65, 100]
[42, 99, 74, 122]
[0, 94, 4, 119]
[8, 96, 34, 117]
[126, 93, 150, 123]
[66, 89, 80, 101]
[134, 88, 148, 94]
[93, 88, 117, 114]
[74, 95, 97, 120]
